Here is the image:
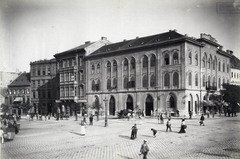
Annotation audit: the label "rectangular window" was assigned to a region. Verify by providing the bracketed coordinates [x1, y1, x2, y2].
[38, 80, 40, 87]
[38, 69, 41, 75]
[48, 90, 51, 98]
[33, 91, 36, 98]
[42, 67, 46, 75]
[32, 80, 35, 87]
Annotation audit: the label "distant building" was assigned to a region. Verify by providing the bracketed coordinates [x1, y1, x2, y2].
[5, 72, 31, 115]
[85, 30, 232, 117]
[0, 71, 19, 106]
[54, 37, 110, 116]
[230, 55, 240, 86]
[30, 59, 57, 115]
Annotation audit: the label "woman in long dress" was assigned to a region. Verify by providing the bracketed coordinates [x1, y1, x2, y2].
[179, 118, 186, 133]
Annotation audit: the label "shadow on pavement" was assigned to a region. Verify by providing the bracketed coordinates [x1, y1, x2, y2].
[70, 131, 85, 136]
[119, 135, 130, 140]
[117, 154, 133, 159]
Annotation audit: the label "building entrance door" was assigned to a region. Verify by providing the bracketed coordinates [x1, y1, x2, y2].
[109, 96, 115, 115]
[145, 95, 153, 116]
[126, 95, 133, 111]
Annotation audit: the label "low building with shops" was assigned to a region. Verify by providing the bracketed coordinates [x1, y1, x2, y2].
[5, 72, 31, 115]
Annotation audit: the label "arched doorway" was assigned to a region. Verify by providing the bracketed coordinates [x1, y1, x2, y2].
[188, 94, 193, 113]
[195, 95, 199, 114]
[145, 95, 153, 116]
[109, 96, 115, 115]
[166, 93, 177, 116]
[126, 95, 133, 111]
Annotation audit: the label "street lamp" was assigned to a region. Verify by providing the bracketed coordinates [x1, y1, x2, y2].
[103, 97, 108, 127]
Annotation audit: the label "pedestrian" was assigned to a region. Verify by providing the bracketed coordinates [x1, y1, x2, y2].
[45, 114, 47, 121]
[189, 111, 192, 119]
[166, 118, 171, 132]
[151, 128, 157, 137]
[131, 124, 137, 139]
[199, 114, 205, 126]
[179, 118, 186, 133]
[207, 110, 210, 118]
[160, 114, 164, 124]
[151, 110, 153, 118]
[212, 109, 215, 118]
[157, 114, 160, 124]
[48, 113, 51, 120]
[139, 139, 149, 159]
[89, 114, 93, 125]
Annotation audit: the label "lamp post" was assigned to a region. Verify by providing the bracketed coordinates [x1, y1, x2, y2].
[103, 97, 108, 127]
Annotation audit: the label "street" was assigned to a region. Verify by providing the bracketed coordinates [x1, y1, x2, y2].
[1, 114, 240, 159]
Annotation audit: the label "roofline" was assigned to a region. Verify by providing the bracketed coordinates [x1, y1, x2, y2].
[86, 37, 203, 59]
[54, 48, 85, 57]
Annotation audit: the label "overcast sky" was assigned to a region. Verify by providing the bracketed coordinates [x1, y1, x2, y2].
[1, 0, 240, 72]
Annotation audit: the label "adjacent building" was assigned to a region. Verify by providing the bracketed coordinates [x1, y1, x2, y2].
[85, 30, 232, 117]
[5, 72, 31, 115]
[30, 59, 57, 115]
[54, 37, 110, 116]
[230, 55, 240, 86]
[0, 71, 19, 106]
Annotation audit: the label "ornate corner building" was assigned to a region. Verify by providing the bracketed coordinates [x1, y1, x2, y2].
[85, 30, 232, 117]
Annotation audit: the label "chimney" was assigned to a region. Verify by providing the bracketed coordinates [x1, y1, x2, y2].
[123, 39, 126, 41]
[101, 37, 107, 40]
[85, 41, 90, 44]
[136, 36, 139, 39]
[226, 50, 233, 55]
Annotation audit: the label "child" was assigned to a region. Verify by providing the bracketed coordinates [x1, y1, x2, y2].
[151, 128, 157, 137]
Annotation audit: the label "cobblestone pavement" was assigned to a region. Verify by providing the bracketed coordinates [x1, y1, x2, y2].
[1, 114, 240, 159]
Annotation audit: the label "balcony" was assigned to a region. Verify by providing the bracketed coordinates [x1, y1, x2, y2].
[206, 81, 217, 92]
[60, 66, 77, 72]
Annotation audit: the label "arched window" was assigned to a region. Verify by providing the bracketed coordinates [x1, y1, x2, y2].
[150, 74, 156, 87]
[223, 62, 225, 72]
[202, 75, 205, 87]
[164, 73, 170, 87]
[223, 78, 225, 84]
[91, 65, 95, 74]
[208, 58, 211, 69]
[212, 59, 215, 70]
[208, 75, 211, 84]
[130, 76, 135, 88]
[164, 54, 169, 65]
[227, 64, 229, 73]
[107, 61, 111, 73]
[113, 60, 117, 72]
[188, 52, 192, 64]
[218, 61, 221, 71]
[188, 72, 192, 86]
[173, 52, 179, 64]
[92, 80, 95, 91]
[97, 64, 100, 73]
[96, 80, 100, 91]
[150, 55, 156, 67]
[173, 72, 179, 87]
[123, 59, 128, 71]
[113, 78, 117, 88]
[195, 54, 198, 66]
[218, 78, 221, 88]
[130, 58, 135, 70]
[107, 79, 111, 90]
[123, 77, 128, 89]
[142, 75, 148, 88]
[143, 56, 148, 68]
[202, 57, 205, 68]
[195, 74, 198, 86]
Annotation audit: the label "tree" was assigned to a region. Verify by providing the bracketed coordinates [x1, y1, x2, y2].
[91, 99, 102, 121]
[222, 83, 240, 112]
[1, 103, 10, 114]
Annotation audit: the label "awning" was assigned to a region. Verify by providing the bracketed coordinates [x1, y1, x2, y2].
[203, 100, 214, 107]
[13, 97, 23, 103]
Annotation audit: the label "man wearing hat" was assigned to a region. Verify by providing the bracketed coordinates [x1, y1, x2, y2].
[140, 139, 149, 159]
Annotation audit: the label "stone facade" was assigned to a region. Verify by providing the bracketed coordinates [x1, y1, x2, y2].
[85, 31, 232, 117]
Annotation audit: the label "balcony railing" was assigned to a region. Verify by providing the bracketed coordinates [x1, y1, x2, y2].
[206, 81, 217, 91]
